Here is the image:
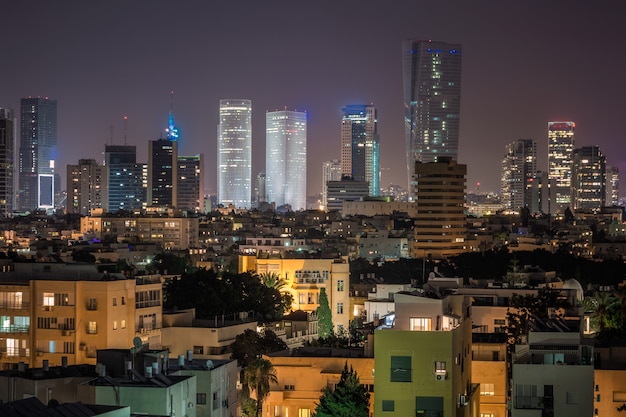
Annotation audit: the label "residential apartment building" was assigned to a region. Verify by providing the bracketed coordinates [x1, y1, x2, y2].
[263, 348, 375, 417]
[80, 208, 199, 249]
[374, 293, 477, 416]
[66, 159, 108, 215]
[240, 255, 351, 332]
[0, 107, 15, 216]
[0, 263, 163, 370]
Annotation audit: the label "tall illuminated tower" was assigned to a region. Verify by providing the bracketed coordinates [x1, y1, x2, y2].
[0, 107, 15, 215]
[105, 145, 146, 212]
[340, 104, 379, 196]
[572, 145, 605, 211]
[501, 139, 537, 210]
[177, 154, 204, 212]
[548, 121, 575, 211]
[266, 110, 307, 210]
[217, 99, 252, 208]
[403, 40, 462, 199]
[148, 139, 178, 207]
[18, 97, 57, 211]
[606, 166, 619, 206]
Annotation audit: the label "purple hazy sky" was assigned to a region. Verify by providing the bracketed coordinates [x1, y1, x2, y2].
[2, 1, 625, 197]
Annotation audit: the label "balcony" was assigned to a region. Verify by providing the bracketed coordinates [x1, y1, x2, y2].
[86, 300, 98, 311]
[0, 325, 30, 334]
[0, 302, 30, 310]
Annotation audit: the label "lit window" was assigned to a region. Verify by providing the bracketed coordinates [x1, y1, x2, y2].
[121, 320, 126, 329]
[481, 383, 495, 396]
[43, 293, 54, 307]
[435, 361, 446, 374]
[87, 321, 97, 334]
[298, 408, 311, 417]
[337, 280, 344, 292]
[410, 317, 432, 331]
[113, 321, 118, 330]
[337, 303, 344, 314]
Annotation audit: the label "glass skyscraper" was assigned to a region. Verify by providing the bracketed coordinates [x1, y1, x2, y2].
[572, 145, 605, 211]
[340, 104, 379, 196]
[18, 97, 57, 211]
[548, 121, 575, 210]
[403, 40, 462, 198]
[265, 110, 307, 210]
[0, 107, 15, 216]
[148, 139, 178, 207]
[217, 100, 252, 208]
[501, 139, 537, 211]
[105, 145, 146, 212]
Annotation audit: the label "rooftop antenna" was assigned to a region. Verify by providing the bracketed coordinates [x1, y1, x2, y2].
[166, 90, 179, 141]
[123, 116, 128, 145]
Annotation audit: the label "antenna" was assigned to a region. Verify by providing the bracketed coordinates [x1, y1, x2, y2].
[123, 116, 128, 145]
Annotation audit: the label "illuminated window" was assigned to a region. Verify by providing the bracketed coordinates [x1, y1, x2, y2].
[121, 320, 126, 329]
[43, 293, 54, 307]
[410, 317, 432, 331]
[337, 280, 344, 292]
[435, 361, 447, 374]
[298, 408, 311, 417]
[87, 321, 97, 334]
[481, 383, 495, 396]
[113, 321, 118, 330]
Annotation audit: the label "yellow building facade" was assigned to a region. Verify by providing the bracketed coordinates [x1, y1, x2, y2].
[240, 256, 351, 332]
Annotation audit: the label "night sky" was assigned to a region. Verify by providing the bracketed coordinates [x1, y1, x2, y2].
[2, 1, 625, 197]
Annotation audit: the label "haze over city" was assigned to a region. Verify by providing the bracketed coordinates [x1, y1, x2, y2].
[2, 0, 625, 196]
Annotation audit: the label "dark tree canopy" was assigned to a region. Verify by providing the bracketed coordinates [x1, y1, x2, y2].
[313, 363, 370, 417]
[163, 269, 291, 320]
[317, 288, 333, 339]
[231, 329, 287, 370]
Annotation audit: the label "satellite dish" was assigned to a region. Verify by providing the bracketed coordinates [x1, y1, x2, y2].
[133, 337, 143, 349]
[205, 360, 213, 369]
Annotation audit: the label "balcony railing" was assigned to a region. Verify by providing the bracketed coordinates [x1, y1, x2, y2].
[0, 325, 30, 333]
[0, 302, 30, 310]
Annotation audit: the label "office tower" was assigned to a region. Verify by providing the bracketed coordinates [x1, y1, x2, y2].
[403, 40, 462, 199]
[321, 159, 341, 209]
[105, 145, 146, 212]
[572, 146, 605, 211]
[0, 107, 15, 215]
[217, 99, 252, 208]
[501, 139, 537, 210]
[66, 159, 108, 215]
[18, 97, 57, 211]
[413, 158, 467, 258]
[326, 178, 369, 212]
[340, 104, 380, 196]
[529, 171, 552, 214]
[148, 139, 178, 207]
[254, 171, 266, 209]
[265, 110, 307, 210]
[548, 121, 575, 211]
[177, 154, 204, 212]
[605, 166, 619, 206]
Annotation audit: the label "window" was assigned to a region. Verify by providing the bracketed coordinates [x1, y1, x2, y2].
[284, 384, 295, 391]
[87, 297, 97, 310]
[63, 341, 75, 354]
[410, 317, 432, 331]
[298, 409, 311, 417]
[197, 393, 206, 405]
[212, 392, 219, 410]
[382, 400, 395, 411]
[390, 356, 411, 382]
[49, 340, 56, 353]
[87, 321, 97, 334]
[480, 414, 495, 417]
[121, 320, 126, 329]
[113, 321, 118, 330]
[435, 361, 447, 374]
[121, 296, 126, 305]
[337, 280, 344, 292]
[337, 303, 344, 314]
[299, 293, 306, 304]
[481, 383, 495, 396]
[113, 297, 117, 306]
[193, 345, 204, 354]
[43, 292, 55, 307]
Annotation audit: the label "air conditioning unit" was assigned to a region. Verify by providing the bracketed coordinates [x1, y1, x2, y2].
[62, 329, 70, 336]
[435, 373, 446, 381]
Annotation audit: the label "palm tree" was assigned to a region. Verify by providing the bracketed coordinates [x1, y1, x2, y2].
[244, 358, 278, 417]
[259, 272, 287, 290]
[585, 291, 619, 334]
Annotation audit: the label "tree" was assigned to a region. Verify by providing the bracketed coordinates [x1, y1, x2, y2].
[243, 358, 278, 417]
[585, 291, 619, 335]
[317, 288, 333, 339]
[231, 329, 287, 371]
[313, 362, 370, 417]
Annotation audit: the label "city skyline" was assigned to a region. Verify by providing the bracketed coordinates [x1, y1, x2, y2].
[1, 1, 625, 198]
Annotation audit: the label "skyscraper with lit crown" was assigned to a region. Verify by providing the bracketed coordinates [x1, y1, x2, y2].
[218, 99, 252, 208]
[403, 40, 462, 199]
[341, 104, 379, 196]
[548, 121, 575, 211]
[266, 110, 307, 210]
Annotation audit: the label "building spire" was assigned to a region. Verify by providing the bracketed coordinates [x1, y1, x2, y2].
[166, 90, 179, 141]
